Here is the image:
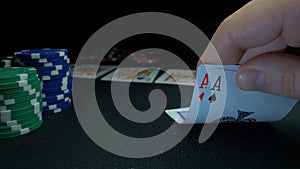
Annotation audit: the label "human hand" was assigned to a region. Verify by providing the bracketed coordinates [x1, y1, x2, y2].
[198, 0, 300, 99]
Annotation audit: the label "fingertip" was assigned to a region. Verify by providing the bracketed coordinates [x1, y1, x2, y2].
[236, 68, 265, 91]
[236, 53, 300, 99]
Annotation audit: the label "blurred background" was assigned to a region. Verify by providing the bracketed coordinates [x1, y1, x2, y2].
[0, 1, 251, 66]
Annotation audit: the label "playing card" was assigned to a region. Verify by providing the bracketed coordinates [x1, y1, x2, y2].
[165, 64, 298, 124]
[101, 67, 160, 83]
[155, 69, 196, 86]
[165, 108, 190, 124]
[71, 64, 116, 79]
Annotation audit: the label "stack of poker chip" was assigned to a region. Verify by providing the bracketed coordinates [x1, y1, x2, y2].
[14, 49, 72, 115]
[0, 67, 43, 138]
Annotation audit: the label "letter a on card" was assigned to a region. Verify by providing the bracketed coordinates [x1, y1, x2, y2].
[199, 73, 208, 89]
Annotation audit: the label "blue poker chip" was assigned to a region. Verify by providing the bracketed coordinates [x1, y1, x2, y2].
[41, 78, 72, 89]
[43, 99, 71, 111]
[16, 55, 69, 64]
[43, 96, 71, 107]
[42, 84, 72, 93]
[41, 75, 71, 86]
[42, 82, 72, 92]
[16, 59, 70, 67]
[42, 90, 72, 102]
[42, 88, 71, 97]
[41, 80, 72, 89]
[37, 68, 69, 77]
[14, 49, 68, 59]
[16, 56, 70, 65]
[35, 63, 70, 72]
[43, 101, 71, 114]
[39, 71, 70, 81]
[37, 69, 70, 81]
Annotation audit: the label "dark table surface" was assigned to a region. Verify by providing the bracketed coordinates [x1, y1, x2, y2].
[1, 77, 300, 169]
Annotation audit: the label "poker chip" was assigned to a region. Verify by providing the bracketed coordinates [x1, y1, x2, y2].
[0, 113, 42, 133]
[16, 59, 70, 67]
[0, 56, 18, 68]
[38, 68, 69, 76]
[0, 86, 41, 101]
[15, 48, 72, 115]
[43, 97, 70, 107]
[42, 89, 71, 98]
[14, 49, 68, 58]
[41, 89, 71, 101]
[0, 112, 40, 127]
[0, 103, 42, 119]
[0, 69, 38, 84]
[0, 80, 41, 95]
[0, 67, 43, 139]
[42, 76, 72, 89]
[0, 92, 41, 106]
[16, 55, 69, 64]
[43, 99, 71, 111]
[0, 75, 40, 90]
[0, 118, 42, 139]
[42, 84, 72, 94]
[39, 71, 70, 81]
[0, 96, 42, 111]
[42, 100, 72, 114]
[35, 63, 70, 72]
[17, 60, 70, 68]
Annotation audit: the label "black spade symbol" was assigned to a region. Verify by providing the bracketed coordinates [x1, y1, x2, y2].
[208, 93, 216, 103]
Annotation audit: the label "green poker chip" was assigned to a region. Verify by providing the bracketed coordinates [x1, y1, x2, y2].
[0, 112, 40, 126]
[0, 102, 42, 117]
[0, 112, 42, 133]
[0, 80, 41, 95]
[0, 91, 41, 106]
[0, 84, 41, 101]
[0, 114, 39, 127]
[0, 72, 38, 83]
[0, 95, 42, 111]
[0, 67, 37, 80]
[0, 118, 42, 139]
[0, 75, 40, 90]
[0, 104, 42, 123]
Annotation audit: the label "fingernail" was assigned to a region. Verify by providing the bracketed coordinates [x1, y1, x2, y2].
[237, 69, 265, 90]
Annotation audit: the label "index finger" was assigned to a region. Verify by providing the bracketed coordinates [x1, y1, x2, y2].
[200, 0, 300, 65]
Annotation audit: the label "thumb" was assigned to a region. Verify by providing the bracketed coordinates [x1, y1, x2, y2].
[236, 53, 300, 99]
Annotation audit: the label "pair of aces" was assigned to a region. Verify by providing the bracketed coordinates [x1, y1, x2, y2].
[165, 65, 298, 124]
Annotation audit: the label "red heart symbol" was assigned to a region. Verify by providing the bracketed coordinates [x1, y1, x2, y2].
[199, 92, 204, 101]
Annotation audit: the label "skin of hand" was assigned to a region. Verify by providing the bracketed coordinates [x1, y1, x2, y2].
[198, 0, 300, 99]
